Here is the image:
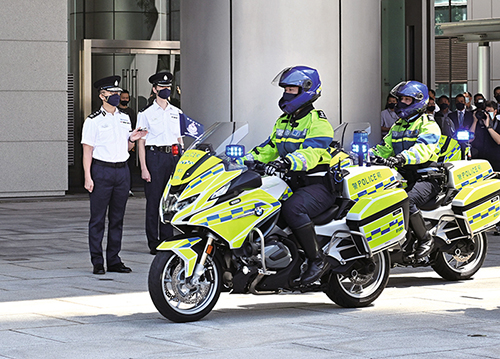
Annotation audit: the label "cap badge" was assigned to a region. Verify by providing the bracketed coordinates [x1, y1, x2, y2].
[164, 75, 168, 81]
[114, 80, 118, 86]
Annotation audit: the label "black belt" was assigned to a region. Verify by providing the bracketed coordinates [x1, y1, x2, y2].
[92, 159, 127, 168]
[148, 145, 172, 153]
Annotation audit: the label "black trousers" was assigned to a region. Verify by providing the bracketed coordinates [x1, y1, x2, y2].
[281, 183, 336, 230]
[88, 163, 130, 266]
[407, 179, 440, 214]
[144, 149, 175, 250]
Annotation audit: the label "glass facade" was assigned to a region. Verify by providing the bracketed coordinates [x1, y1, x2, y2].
[69, 0, 179, 41]
[434, 0, 468, 105]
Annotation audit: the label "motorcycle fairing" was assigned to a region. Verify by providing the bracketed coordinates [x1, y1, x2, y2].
[452, 180, 500, 232]
[448, 160, 493, 190]
[343, 166, 399, 202]
[188, 190, 281, 249]
[170, 164, 243, 221]
[346, 189, 409, 251]
[156, 237, 203, 277]
[170, 149, 224, 186]
[330, 150, 352, 169]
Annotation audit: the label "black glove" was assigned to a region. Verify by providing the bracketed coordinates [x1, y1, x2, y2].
[371, 155, 386, 165]
[385, 154, 405, 168]
[265, 158, 291, 176]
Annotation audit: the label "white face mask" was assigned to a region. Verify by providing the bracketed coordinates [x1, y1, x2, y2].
[489, 111, 495, 119]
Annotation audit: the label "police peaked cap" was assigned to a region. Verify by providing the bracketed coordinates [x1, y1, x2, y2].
[148, 71, 173, 86]
[93, 75, 123, 92]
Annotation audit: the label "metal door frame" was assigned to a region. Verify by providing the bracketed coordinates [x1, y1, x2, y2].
[80, 39, 180, 118]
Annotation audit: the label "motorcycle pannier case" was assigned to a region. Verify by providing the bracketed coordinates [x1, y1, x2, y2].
[346, 188, 409, 253]
[452, 179, 500, 233]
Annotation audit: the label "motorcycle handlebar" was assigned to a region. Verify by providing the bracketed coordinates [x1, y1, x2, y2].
[245, 160, 267, 175]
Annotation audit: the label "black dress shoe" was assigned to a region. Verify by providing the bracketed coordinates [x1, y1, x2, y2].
[93, 264, 105, 275]
[150, 248, 158, 255]
[107, 262, 132, 273]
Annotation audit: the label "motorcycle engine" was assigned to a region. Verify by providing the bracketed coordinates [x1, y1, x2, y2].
[264, 239, 292, 269]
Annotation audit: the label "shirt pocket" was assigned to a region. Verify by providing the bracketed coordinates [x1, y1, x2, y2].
[168, 116, 180, 136]
[97, 125, 114, 144]
[119, 122, 131, 139]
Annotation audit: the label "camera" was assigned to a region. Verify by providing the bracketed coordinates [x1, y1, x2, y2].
[476, 110, 487, 122]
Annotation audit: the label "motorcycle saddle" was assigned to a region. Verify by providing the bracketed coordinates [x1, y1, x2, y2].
[311, 205, 339, 225]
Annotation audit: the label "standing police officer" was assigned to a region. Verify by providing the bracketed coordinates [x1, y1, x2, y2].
[239, 66, 335, 285]
[137, 71, 183, 254]
[372, 81, 441, 259]
[81, 75, 146, 274]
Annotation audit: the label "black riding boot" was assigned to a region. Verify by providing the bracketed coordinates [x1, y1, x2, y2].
[410, 210, 434, 259]
[293, 222, 329, 285]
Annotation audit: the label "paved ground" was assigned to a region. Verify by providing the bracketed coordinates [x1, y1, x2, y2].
[1, 196, 500, 359]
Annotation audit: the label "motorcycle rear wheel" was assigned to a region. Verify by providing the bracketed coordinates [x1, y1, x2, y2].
[324, 250, 390, 308]
[148, 251, 222, 323]
[431, 232, 487, 281]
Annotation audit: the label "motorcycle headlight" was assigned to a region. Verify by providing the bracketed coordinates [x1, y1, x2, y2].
[209, 182, 231, 201]
[176, 195, 199, 212]
[160, 193, 199, 223]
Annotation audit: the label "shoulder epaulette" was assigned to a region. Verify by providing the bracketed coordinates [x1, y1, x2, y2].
[139, 101, 154, 113]
[88, 109, 103, 119]
[316, 110, 327, 119]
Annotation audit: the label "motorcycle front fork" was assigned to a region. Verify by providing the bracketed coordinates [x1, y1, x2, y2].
[189, 233, 216, 287]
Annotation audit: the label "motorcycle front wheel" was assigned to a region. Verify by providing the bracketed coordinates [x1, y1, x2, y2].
[324, 250, 390, 308]
[431, 232, 487, 281]
[148, 251, 222, 323]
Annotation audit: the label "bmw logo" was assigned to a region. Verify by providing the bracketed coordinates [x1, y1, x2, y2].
[254, 207, 264, 216]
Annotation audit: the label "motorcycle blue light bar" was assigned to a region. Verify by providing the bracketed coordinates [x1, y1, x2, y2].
[351, 130, 369, 154]
[353, 131, 368, 144]
[226, 144, 245, 158]
[456, 130, 471, 141]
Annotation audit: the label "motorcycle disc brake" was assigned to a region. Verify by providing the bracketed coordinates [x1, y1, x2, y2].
[171, 262, 210, 305]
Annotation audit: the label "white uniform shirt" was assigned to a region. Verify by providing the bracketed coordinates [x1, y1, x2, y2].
[81, 107, 132, 163]
[136, 101, 182, 146]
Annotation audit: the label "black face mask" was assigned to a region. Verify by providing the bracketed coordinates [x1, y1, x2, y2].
[387, 103, 396, 110]
[427, 105, 435, 113]
[495, 94, 500, 103]
[282, 93, 297, 102]
[105, 94, 120, 107]
[455, 102, 465, 111]
[120, 100, 129, 107]
[440, 103, 449, 110]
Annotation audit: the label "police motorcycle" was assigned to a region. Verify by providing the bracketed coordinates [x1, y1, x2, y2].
[148, 121, 408, 323]
[365, 127, 500, 281]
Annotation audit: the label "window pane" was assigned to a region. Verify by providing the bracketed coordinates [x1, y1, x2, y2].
[435, 83, 450, 99]
[435, 8, 450, 35]
[451, 83, 467, 99]
[451, 5, 467, 22]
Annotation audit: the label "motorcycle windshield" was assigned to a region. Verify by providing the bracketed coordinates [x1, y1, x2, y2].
[333, 122, 372, 148]
[187, 121, 249, 161]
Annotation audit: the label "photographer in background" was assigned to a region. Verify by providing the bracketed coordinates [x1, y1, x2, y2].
[470, 100, 500, 171]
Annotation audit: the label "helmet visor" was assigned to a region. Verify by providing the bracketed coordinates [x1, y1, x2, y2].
[271, 67, 312, 90]
[390, 81, 425, 101]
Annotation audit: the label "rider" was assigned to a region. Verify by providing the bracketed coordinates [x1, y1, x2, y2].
[372, 81, 442, 259]
[239, 66, 335, 285]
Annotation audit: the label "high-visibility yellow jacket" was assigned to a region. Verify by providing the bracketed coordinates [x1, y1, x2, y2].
[246, 107, 334, 172]
[373, 113, 441, 165]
